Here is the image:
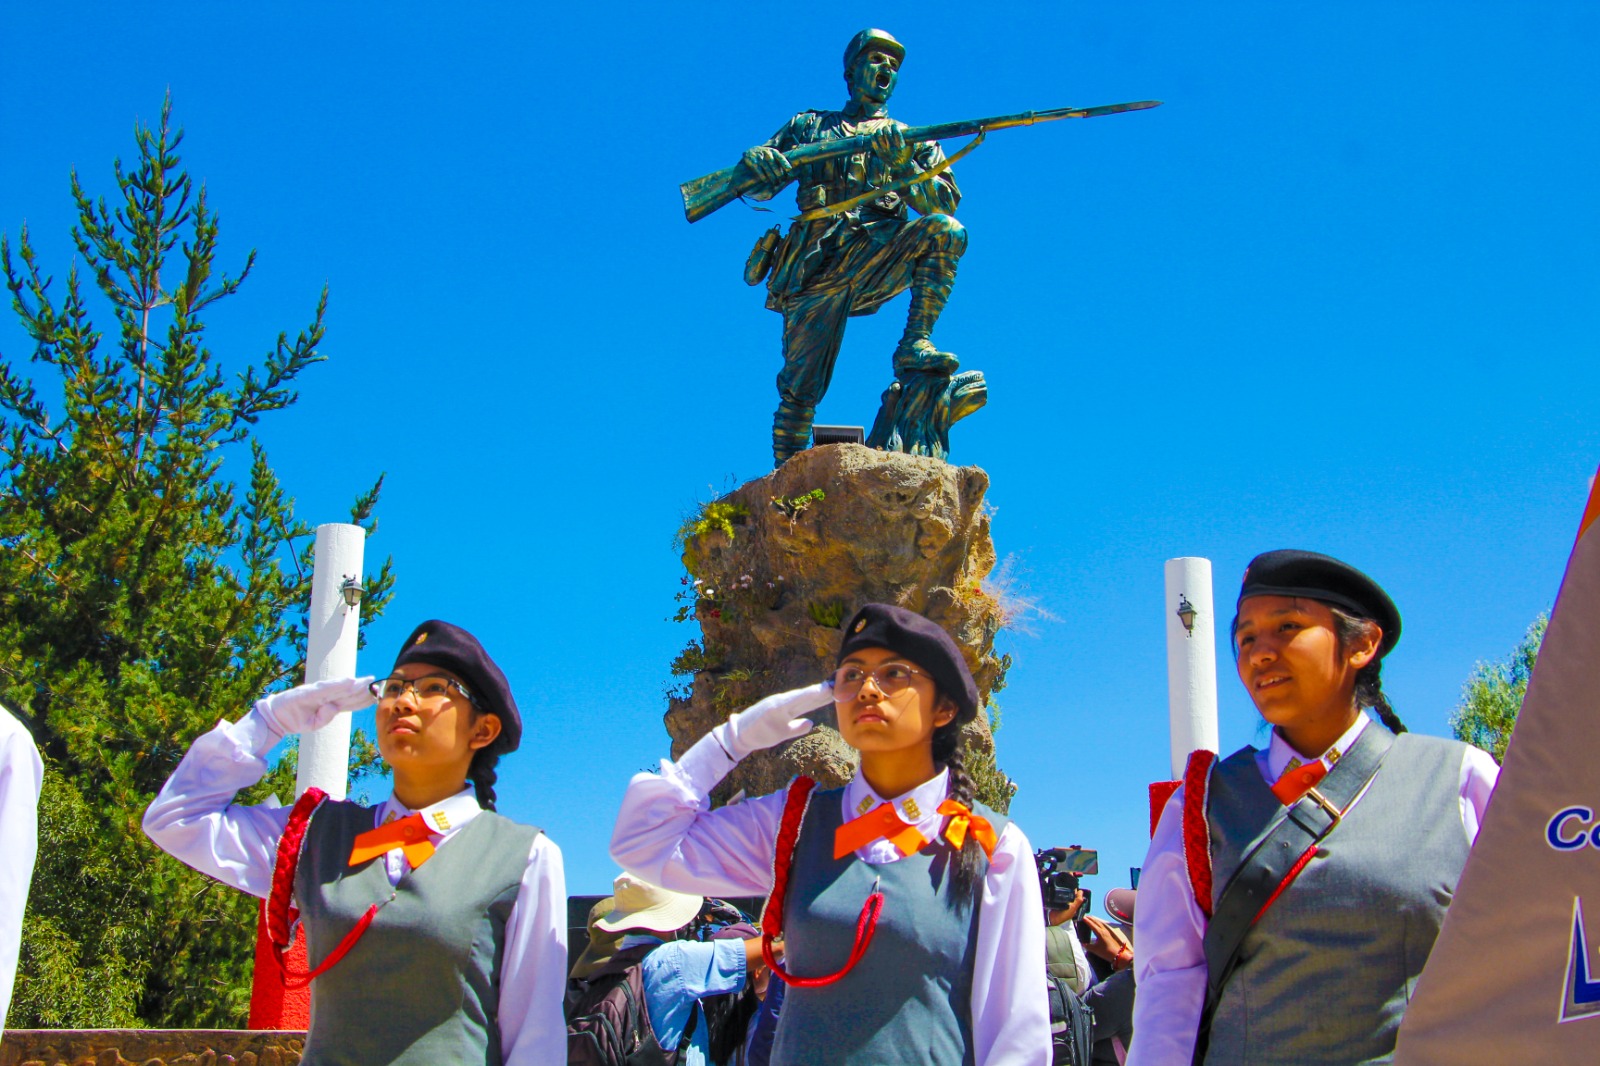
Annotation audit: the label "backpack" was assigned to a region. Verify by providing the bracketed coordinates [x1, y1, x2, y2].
[566, 944, 697, 1066]
[1047, 972, 1095, 1066]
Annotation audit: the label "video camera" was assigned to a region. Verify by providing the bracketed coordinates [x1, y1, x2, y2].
[1035, 845, 1099, 916]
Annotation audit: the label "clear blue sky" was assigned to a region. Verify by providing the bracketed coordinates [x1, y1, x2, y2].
[3, 3, 1597, 903]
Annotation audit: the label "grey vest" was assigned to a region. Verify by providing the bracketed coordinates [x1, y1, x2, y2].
[1045, 924, 1084, 986]
[770, 787, 1009, 1066]
[1203, 732, 1471, 1066]
[295, 800, 540, 1066]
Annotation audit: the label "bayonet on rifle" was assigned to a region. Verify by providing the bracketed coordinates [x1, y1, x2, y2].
[679, 100, 1161, 223]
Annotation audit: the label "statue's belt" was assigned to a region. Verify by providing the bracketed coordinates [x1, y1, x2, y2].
[794, 131, 986, 223]
[798, 184, 880, 211]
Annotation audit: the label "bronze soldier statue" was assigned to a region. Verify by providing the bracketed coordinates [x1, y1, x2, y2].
[739, 29, 967, 467]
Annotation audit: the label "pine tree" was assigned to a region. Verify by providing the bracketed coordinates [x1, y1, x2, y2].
[0, 98, 394, 1027]
[1449, 613, 1548, 764]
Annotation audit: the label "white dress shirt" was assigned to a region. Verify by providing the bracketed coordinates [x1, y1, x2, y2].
[610, 732, 1052, 1066]
[1127, 715, 1500, 1066]
[0, 704, 43, 1032]
[143, 707, 567, 1065]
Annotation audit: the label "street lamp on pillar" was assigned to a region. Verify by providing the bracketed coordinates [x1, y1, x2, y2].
[339, 576, 363, 610]
[1176, 594, 1197, 637]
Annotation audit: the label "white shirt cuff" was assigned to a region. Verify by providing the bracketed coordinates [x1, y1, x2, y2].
[228, 707, 286, 758]
[673, 730, 738, 796]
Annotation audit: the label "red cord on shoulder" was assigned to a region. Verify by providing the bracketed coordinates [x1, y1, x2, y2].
[265, 786, 326, 952]
[1181, 750, 1217, 920]
[760, 776, 886, 988]
[263, 786, 380, 989]
[761, 777, 815, 942]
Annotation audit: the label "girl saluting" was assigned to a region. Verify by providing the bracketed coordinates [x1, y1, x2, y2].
[612, 603, 1050, 1066]
[145, 620, 566, 1065]
[1128, 551, 1499, 1066]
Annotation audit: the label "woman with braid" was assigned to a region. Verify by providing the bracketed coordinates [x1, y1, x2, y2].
[1128, 551, 1499, 1066]
[612, 603, 1050, 1065]
[145, 620, 566, 1065]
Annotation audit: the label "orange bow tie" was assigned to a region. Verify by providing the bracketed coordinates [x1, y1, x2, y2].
[834, 802, 929, 860]
[937, 800, 998, 859]
[348, 812, 436, 869]
[1271, 760, 1328, 806]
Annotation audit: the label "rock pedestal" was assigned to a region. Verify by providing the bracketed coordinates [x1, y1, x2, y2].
[668, 444, 1012, 808]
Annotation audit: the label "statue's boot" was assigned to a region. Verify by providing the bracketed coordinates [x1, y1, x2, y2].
[893, 253, 960, 376]
[772, 400, 814, 467]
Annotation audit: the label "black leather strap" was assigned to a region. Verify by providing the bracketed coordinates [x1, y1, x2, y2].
[1191, 722, 1395, 1064]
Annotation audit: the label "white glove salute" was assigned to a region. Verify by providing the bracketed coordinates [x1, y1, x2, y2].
[254, 676, 376, 738]
[712, 683, 833, 761]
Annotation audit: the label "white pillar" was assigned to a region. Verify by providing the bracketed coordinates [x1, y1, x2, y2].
[1165, 557, 1220, 780]
[295, 523, 366, 800]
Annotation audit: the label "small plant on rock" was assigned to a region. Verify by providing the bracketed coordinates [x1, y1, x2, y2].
[771, 488, 826, 522]
[676, 500, 751, 574]
[807, 598, 848, 628]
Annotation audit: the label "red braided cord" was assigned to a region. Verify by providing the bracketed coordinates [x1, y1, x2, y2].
[760, 776, 886, 988]
[261, 786, 384, 987]
[760, 777, 815, 941]
[765, 890, 883, 988]
[265, 787, 326, 950]
[1251, 844, 1319, 927]
[278, 903, 381, 989]
[1181, 750, 1217, 920]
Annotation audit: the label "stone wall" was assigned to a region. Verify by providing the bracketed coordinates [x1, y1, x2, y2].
[0, 1030, 303, 1066]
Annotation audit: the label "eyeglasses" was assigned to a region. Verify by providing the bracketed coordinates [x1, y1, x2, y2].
[828, 662, 929, 701]
[369, 675, 474, 706]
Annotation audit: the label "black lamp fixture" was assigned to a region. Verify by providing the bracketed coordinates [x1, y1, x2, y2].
[339, 575, 364, 609]
[1176, 594, 1197, 637]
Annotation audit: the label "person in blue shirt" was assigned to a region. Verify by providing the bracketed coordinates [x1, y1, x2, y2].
[593, 874, 773, 1066]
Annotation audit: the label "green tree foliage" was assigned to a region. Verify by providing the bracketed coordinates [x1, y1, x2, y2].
[1450, 613, 1548, 764]
[0, 99, 394, 1028]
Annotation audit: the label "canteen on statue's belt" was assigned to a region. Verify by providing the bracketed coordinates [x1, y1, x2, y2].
[745, 226, 783, 286]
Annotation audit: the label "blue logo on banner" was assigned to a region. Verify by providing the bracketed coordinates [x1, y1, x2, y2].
[1562, 897, 1600, 1023]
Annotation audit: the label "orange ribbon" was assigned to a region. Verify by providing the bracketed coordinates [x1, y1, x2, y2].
[937, 799, 998, 859]
[1270, 761, 1327, 806]
[834, 803, 928, 860]
[348, 812, 436, 869]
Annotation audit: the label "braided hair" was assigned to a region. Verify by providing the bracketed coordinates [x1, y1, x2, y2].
[1329, 607, 1407, 734]
[467, 748, 500, 811]
[465, 701, 509, 812]
[932, 716, 986, 906]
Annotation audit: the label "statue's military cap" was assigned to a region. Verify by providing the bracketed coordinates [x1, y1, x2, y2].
[844, 28, 905, 71]
[837, 603, 979, 725]
[391, 619, 522, 751]
[1237, 549, 1402, 656]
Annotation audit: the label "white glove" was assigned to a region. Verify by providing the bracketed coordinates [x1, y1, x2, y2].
[253, 676, 376, 738]
[712, 683, 832, 761]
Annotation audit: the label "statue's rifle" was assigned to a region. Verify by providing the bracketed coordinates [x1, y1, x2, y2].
[680, 99, 1161, 223]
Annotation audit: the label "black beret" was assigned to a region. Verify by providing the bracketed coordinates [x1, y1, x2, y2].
[391, 620, 521, 752]
[1237, 550, 1401, 656]
[836, 603, 979, 724]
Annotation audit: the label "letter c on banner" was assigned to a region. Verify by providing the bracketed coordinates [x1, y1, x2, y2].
[1547, 806, 1594, 851]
